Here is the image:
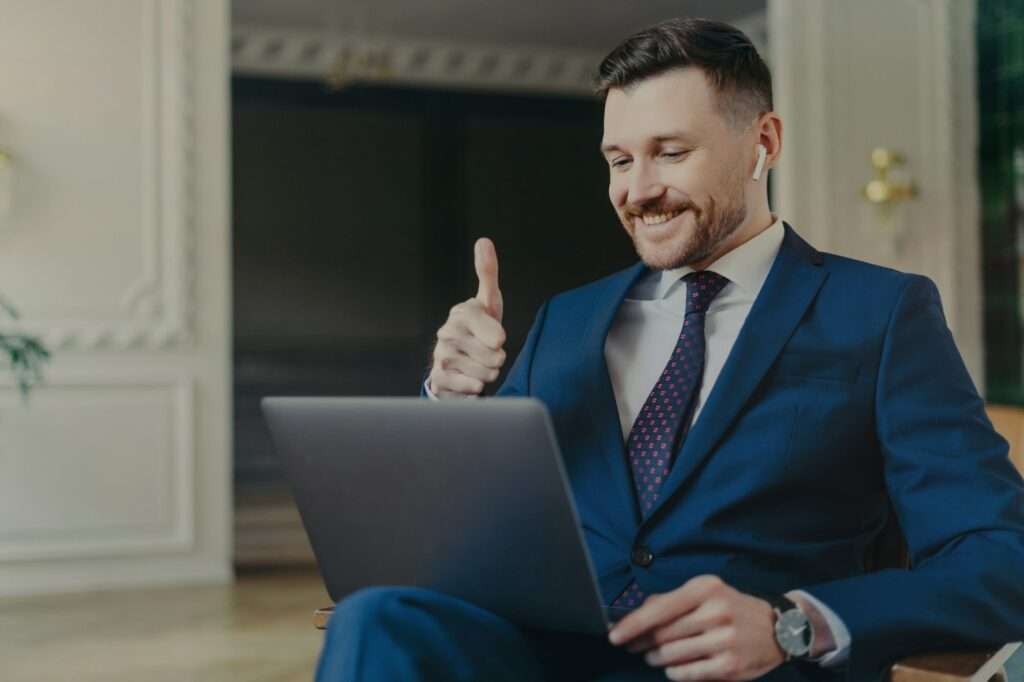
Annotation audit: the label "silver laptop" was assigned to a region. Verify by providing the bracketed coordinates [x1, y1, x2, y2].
[261, 396, 631, 635]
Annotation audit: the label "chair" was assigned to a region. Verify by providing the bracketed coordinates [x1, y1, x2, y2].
[885, 405, 1024, 681]
[314, 404, 1024, 681]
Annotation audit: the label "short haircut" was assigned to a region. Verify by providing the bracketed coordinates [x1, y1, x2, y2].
[595, 17, 773, 130]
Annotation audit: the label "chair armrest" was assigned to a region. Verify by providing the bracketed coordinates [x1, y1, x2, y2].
[314, 606, 334, 630]
[890, 646, 1016, 682]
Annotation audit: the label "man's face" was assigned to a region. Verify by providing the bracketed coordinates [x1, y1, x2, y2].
[601, 67, 753, 270]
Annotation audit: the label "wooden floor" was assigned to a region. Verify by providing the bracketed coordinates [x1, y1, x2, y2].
[0, 569, 330, 682]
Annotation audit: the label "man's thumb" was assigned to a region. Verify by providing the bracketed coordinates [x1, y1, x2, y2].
[474, 237, 503, 322]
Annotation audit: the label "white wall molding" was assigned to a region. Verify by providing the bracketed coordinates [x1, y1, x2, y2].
[943, 0, 984, 388]
[0, 371, 195, 562]
[0, 0, 196, 351]
[230, 13, 767, 98]
[769, 0, 833, 251]
[0, 555, 231, 599]
[231, 24, 604, 96]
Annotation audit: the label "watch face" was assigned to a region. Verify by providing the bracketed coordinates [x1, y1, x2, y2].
[775, 609, 812, 657]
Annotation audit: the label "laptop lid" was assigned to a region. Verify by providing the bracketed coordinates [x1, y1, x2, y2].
[261, 396, 611, 635]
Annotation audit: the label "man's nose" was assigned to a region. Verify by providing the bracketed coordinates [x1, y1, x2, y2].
[626, 164, 665, 206]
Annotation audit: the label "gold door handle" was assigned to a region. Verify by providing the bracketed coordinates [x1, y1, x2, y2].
[862, 147, 917, 205]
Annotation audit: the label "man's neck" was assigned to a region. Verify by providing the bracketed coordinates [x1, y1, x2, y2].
[690, 210, 776, 272]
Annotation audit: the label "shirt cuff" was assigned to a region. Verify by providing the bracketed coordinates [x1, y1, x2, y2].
[789, 589, 851, 666]
[424, 378, 440, 400]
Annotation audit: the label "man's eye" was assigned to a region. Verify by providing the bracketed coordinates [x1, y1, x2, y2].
[661, 150, 689, 159]
[611, 157, 632, 169]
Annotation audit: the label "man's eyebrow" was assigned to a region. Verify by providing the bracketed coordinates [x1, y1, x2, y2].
[600, 132, 699, 154]
[652, 131, 699, 144]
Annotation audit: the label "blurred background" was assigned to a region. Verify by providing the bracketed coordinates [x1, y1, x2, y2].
[0, 0, 1021, 679]
[230, 0, 766, 566]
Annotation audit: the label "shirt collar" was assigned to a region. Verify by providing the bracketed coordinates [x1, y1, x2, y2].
[655, 215, 786, 300]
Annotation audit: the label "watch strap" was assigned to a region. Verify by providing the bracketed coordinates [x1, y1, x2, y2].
[760, 593, 799, 615]
[756, 592, 814, 661]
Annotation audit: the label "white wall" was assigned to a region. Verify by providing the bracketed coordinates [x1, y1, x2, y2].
[0, 0, 232, 596]
[770, 0, 983, 387]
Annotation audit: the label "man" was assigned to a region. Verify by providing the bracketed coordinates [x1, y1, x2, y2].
[317, 18, 1024, 682]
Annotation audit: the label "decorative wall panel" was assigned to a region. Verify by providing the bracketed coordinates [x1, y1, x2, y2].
[0, 372, 194, 561]
[0, 0, 195, 350]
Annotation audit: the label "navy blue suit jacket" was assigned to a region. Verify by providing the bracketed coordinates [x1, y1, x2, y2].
[489, 224, 1024, 679]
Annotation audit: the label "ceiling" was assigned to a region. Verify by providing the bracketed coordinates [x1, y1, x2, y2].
[232, 0, 766, 52]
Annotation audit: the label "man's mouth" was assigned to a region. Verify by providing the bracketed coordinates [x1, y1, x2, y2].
[637, 208, 685, 227]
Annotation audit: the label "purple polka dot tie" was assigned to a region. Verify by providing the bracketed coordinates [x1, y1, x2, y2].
[610, 270, 729, 609]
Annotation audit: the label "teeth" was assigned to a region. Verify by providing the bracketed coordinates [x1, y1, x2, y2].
[641, 210, 683, 226]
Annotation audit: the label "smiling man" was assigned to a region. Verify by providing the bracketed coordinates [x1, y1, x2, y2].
[601, 67, 762, 274]
[316, 17, 1024, 682]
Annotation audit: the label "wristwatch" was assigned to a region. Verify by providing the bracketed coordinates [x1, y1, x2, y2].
[761, 593, 815, 660]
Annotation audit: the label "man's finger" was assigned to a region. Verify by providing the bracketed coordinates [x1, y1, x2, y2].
[474, 238, 504, 322]
[632, 598, 726, 652]
[438, 351, 500, 384]
[665, 652, 733, 681]
[626, 633, 657, 654]
[462, 305, 507, 350]
[643, 627, 728, 668]
[431, 370, 485, 396]
[608, 586, 702, 645]
[444, 334, 506, 369]
[626, 610, 707, 654]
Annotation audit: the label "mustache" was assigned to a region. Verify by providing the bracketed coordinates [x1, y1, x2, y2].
[624, 200, 696, 217]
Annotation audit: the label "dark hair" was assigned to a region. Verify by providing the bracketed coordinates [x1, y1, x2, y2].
[595, 17, 773, 129]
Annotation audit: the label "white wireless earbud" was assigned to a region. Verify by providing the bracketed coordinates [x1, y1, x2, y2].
[752, 144, 767, 181]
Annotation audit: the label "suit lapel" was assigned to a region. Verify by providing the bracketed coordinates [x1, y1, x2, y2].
[645, 224, 828, 523]
[580, 262, 648, 527]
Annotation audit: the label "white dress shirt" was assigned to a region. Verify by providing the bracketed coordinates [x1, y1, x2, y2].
[428, 216, 850, 664]
[605, 220, 783, 439]
[605, 217, 849, 665]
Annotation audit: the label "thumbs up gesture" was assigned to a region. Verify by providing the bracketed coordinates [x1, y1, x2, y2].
[429, 238, 508, 397]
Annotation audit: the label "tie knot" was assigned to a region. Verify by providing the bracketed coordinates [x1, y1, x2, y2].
[683, 270, 729, 315]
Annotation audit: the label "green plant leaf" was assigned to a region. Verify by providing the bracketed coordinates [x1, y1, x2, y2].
[0, 301, 50, 400]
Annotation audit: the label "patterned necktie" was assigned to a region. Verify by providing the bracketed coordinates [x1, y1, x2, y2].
[610, 270, 730, 609]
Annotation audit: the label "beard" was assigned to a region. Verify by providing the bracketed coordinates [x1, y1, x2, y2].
[619, 183, 748, 271]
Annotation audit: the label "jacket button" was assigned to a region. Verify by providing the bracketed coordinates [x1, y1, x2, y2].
[631, 545, 654, 567]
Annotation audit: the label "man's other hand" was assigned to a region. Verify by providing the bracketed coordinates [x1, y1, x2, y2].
[429, 238, 507, 397]
[607, 575, 785, 681]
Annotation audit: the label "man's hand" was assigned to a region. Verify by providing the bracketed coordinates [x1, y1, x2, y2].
[607, 575, 786, 681]
[428, 238, 507, 397]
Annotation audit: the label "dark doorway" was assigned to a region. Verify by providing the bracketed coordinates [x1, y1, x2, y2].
[231, 77, 636, 565]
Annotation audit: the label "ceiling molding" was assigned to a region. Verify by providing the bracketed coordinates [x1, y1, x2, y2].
[232, 25, 605, 96]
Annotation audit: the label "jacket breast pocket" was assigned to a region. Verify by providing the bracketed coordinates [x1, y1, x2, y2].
[771, 351, 861, 385]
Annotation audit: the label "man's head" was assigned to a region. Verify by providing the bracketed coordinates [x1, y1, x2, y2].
[598, 18, 782, 270]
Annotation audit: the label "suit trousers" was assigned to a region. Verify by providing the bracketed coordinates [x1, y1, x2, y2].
[314, 586, 845, 682]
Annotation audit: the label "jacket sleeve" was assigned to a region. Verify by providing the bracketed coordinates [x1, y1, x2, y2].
[800, 275, 1024, 681]
[495, 299, 550, 398]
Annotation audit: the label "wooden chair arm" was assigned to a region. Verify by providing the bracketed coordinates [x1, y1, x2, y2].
[314, 606, 334, 630]
[890, 644, 1019, 682]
